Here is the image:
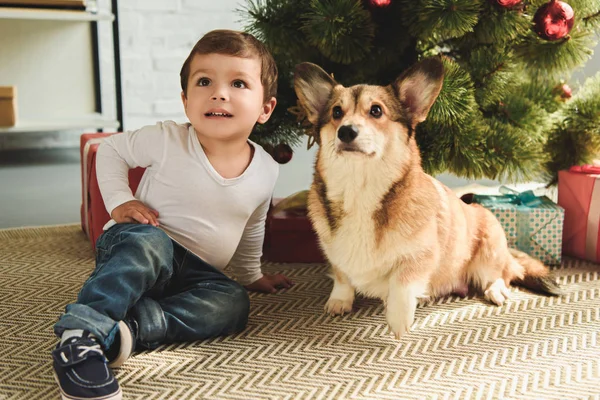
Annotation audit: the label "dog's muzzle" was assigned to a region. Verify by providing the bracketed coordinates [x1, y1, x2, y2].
[337, 125, 358, 143]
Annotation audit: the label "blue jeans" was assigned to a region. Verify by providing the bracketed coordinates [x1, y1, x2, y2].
[54, 223, 250, 350]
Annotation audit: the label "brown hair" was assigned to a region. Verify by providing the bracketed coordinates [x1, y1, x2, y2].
[180, 29, 278, 102]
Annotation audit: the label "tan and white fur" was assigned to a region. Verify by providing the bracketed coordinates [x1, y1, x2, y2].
[293, 58, 562, 339]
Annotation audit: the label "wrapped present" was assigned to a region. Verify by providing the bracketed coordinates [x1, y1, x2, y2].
[558, 165, 600, 263]
[473, 186, 564, 265]
[263, 195, 325, 263]
[80, 133, 145, 248]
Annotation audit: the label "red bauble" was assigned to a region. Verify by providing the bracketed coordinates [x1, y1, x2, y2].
[273, 143, 293, 164]
[369, 0, 391, 7]
[491, 0, 522, 8]
[560, 83, 572, 99]
[533, 0, 575, 41]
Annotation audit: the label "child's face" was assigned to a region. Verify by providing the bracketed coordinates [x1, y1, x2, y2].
[181, 53, 276, 143]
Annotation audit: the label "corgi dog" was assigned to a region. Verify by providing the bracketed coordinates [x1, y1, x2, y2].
[293, 57, 562, 339]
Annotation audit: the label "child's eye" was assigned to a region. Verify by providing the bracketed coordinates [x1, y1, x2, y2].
[232, 80, 247, 89]
[198, 78, 211, 86]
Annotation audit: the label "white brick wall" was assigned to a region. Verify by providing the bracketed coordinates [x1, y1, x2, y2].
[116, 0, 243, 130]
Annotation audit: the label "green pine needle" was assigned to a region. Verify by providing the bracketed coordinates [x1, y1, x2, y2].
[518, 29, 596, 78]
[404, 0, 482, 40]
[427, 58, 478, 125]
[301, 0, 374, 64]
[469, 47, 518, 109]
[473, 4, 530, 45]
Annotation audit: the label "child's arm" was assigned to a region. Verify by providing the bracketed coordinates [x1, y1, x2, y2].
[96, 123, 165, 224]
[228, 198, 293, 293]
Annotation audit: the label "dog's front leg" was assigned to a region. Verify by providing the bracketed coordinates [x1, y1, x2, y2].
[325, 265, 355, 316]
[386, 279, 426, 339]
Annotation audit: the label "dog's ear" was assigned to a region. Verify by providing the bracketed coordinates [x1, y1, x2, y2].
[393, 57, 444, 127]
[294, 63, 337, 125]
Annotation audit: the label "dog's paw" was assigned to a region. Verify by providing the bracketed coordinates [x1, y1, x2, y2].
[387, 312, 414, 339]
[484, 278, 511, 306]
[325, 297, 353, 316]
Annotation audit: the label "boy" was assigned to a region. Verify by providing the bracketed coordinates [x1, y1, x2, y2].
[52, 30, 293, 400]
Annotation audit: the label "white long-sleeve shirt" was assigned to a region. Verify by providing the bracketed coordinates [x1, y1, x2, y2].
[96, 120, 279, 285]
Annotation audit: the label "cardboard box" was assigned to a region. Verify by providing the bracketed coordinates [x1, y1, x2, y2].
[0, 86, 16, 127]
[473, 194, 564, 265]
[558, 169, 600, 263]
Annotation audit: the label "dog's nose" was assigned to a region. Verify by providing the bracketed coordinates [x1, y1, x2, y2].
[338, 125, 358, 143]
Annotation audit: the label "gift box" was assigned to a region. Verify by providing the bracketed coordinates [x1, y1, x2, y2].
[263, 198, 326, 263]
[0, 86, 17, 127]
[558, 167, 600, 263]
[473, 188, 564, 265]
[80, 133, 145, 247]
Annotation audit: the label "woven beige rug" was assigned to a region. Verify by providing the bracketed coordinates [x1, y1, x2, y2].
[0, 225, 599, 400]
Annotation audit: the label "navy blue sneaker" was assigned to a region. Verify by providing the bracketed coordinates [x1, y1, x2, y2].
[52, 331, 121, 400]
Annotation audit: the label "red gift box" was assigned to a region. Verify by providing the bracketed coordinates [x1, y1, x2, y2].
[557, 167, 600, 263]
[80, 133, 145, 247]
[263, 199, 326, 263]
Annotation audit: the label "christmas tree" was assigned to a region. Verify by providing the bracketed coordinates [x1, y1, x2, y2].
[243, 0, 600, 184]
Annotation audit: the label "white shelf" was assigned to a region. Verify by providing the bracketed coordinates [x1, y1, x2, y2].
[0, 7, 113, 21]
[0, 115, 119, 133]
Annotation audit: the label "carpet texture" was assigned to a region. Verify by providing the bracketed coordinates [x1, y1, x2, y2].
[0, 225, 599, 400]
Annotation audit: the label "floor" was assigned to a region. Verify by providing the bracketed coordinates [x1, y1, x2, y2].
[3, 224, 599, 399]
[0, 147, 81, 229]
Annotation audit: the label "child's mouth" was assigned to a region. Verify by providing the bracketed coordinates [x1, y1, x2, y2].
[205, 112, 233, 118]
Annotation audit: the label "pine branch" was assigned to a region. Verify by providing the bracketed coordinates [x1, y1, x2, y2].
[301, 0, 375, 64]
[582, 8, 600, 30]
[239, 0, 309, 57]
[427, 58, 478, 126]
[517, 29, 596, 78]
[472, 2, 530, 45]
[402, 0, 482, 40]
[545, 71, 600, 183]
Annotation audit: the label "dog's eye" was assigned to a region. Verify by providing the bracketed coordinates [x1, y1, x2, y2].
[370, 105, 382, 118]
[332, 106, 343, 120]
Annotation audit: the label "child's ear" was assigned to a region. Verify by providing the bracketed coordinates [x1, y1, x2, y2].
[392, 57, 444, 128]
[181, 91, 187, 109]
[257, 97, 277, 124]
[294, 63, 337, 125]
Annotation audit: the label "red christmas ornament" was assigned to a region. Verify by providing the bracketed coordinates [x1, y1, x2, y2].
[533, 0, 575, 41]
[370, 0, 391, 7]
[273, 143, 293, 164]
[560, 83, 572, 99]
[490, 0, 522, 8]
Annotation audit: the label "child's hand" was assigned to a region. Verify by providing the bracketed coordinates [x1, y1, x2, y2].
[245, 274, 294, 293]
[111, 200, 160, 226]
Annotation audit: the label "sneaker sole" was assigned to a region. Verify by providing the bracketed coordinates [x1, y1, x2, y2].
[53, 372, 122, 400]
[108, 320, 134, 368]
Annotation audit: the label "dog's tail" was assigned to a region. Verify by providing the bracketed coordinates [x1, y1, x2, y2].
[509, 248, 563, 296]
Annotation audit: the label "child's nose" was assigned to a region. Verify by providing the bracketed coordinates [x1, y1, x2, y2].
[211, 85, 229, 101]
